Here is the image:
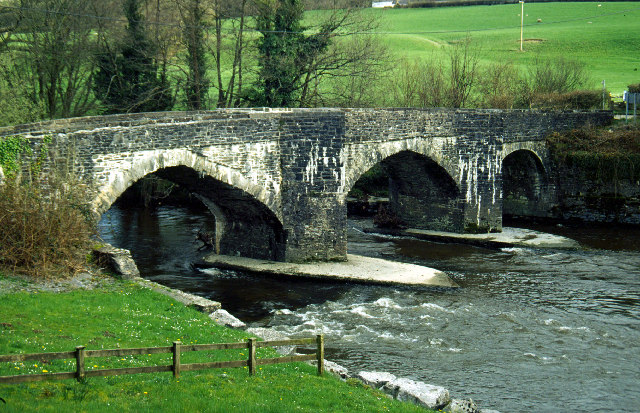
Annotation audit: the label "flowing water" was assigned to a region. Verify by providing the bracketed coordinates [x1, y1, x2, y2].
[99, 204, 640, 412]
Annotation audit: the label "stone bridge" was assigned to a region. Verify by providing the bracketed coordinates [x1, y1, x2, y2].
[0, 108, 612, 262]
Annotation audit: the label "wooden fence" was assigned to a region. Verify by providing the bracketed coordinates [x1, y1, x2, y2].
[0, 335, 324, 384]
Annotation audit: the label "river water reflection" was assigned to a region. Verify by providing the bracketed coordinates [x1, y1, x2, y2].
[99, 204, 640, 412]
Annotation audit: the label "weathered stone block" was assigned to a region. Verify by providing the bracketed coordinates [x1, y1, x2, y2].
[92, 244, 140, 279]
[356, 371, 397, 389]
[382, 377, 451, 410]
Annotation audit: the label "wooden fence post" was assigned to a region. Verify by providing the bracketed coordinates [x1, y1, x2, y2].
[75, 346, 86, 382]
[316, 334, 324, 376]
[172, 341, 181, 379]
[248, 338, 256, 376]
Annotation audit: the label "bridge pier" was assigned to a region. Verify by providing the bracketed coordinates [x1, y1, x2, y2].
[281, 192, 347, 262]
[278, 110, 348, 262]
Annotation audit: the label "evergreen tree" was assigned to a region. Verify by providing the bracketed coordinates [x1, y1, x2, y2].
[180, 0, 209, 110]
[247, 0, 342, 107]
[94, 0, 173, 113]
[245, 0, 307, 107]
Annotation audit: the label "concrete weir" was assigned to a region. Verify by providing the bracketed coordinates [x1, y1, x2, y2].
[201, 254, 458, 288]
[365, 226, 580, 249]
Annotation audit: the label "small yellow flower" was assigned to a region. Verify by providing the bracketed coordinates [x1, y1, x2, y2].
[143, 392, 148, 394]
[42, 370, 48, 373]
[93, 365, 98, 368]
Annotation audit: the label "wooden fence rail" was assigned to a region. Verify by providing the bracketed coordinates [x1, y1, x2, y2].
[0, 335, 324, 384]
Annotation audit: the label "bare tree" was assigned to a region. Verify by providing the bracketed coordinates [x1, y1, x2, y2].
[176, 0, 208, 109]
[517, 56, 590, 108]
[9, 0, 98, 119]
[390, 56, 447, 108]
[211, 0, 251, 107]
[0, 3, 23, 51]
[296, 9, 388, 107]
[477, 60, 520, 109]
[324, 33, 390, 107]
[447, 37, 479, 108]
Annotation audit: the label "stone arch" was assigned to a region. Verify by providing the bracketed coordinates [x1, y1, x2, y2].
[501, 148, 548, 218]
[95, 157, 286, 261]
[501, 142, 550, 173]
[91, 148, 281, 220]
[346, 142, 464, 232]
[343, 138, 459, 195]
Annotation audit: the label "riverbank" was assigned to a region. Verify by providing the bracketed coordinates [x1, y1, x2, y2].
[0, 271, 430, 413]
[199, 253, 459, 288]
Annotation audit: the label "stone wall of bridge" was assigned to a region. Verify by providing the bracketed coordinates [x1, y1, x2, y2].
[0, 108, 613, 262]
[342, 108, 611, 232]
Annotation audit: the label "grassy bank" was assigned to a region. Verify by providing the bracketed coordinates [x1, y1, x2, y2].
[0, 274, 429, 412]
[310, 2, 640, 95]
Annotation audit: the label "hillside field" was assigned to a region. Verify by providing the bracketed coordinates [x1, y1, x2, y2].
[310, 2, 640, 95]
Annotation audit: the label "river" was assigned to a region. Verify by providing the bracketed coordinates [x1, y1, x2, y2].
[99, 203, 640, 412]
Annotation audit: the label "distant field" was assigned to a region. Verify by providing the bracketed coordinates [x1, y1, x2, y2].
[312, 2, 640, 95]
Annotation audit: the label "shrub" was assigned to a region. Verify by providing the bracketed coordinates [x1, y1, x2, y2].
[373, 205, 403, 228]
[477, 61, 520, 109]
[628, 83, 640, 93]
[546, 123, 640, 182]
[517, 57, 590, 108]
[530, 90, 608, 110]
[390, 37, 478, 108]
[0, 137, 95, 277]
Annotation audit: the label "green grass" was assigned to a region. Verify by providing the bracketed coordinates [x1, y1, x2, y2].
[0, 276, 429, 412]
[308, 2, 640, 95]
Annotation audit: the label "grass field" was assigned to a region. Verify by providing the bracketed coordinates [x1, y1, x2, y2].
[0, 275, 429, 412]
[310, 2, 640, 95]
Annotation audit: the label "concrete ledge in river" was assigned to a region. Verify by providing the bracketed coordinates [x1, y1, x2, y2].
[365, 226, 580, 249]
[201, 253, 458, 288]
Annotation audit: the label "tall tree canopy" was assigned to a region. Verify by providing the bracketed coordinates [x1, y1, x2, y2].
[93, 0, 173, 113]
[249, 0, 311, 107]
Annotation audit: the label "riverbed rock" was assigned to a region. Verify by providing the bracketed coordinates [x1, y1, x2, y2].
[324, 360, 350, 379]
[210, 309, 246, 329]
[357, 371, 397, 389]
[444, 398, 479, 413]
[92, 244, 141, 279]
[383, 377, 451, 410]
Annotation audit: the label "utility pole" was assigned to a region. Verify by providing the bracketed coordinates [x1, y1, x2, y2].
[520, 1, 525, 51]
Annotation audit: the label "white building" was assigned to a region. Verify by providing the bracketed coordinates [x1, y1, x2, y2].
[372, 0, 408, 8]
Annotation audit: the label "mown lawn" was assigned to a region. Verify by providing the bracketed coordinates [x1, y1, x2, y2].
[308, 2, 640, 95]
[0, 275, 429, 412]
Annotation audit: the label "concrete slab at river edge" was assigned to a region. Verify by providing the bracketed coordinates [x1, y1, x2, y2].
[201, 254, 458, 288]
[365, 227, 580, 249]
